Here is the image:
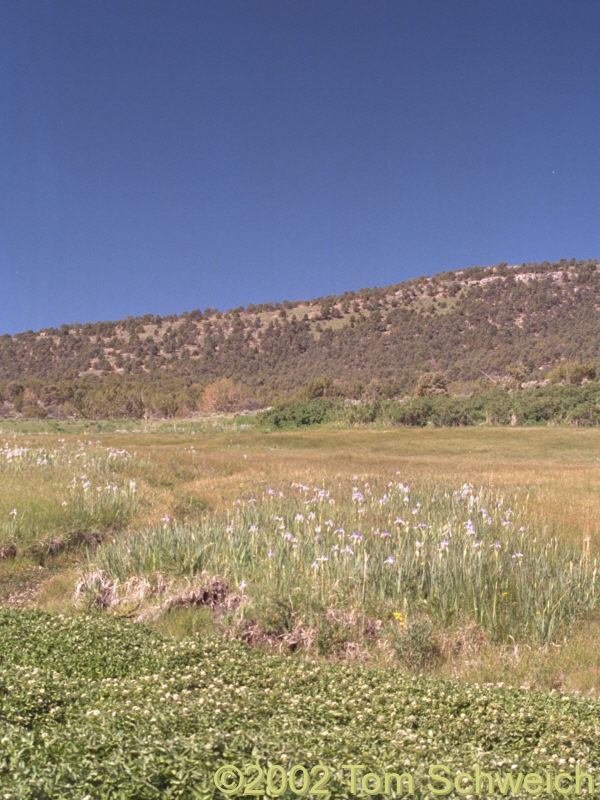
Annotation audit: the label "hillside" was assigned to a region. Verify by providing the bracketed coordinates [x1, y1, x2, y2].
[2, 258, 599, 417]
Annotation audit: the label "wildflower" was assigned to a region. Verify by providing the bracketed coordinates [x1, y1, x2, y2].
[384, 556, 395, 564]
[249, 525, 258, 533]
[9, 508, 17, 516]
[239, 580, 247, 591]
[267, 549, 275, 558]
[512, 552, 524, 559]
[439, 539, 449, 550]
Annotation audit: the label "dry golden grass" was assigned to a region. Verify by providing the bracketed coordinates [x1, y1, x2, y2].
[2, 423, 600, 692]
[92, 426, 600, 544]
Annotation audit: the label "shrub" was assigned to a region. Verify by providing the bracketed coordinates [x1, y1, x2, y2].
[548, 361, 597, 385]
[415, 372, 448, 396]
[260, 398, 337, 428]
[391, 614, 443, 670]
[21, 404, 47, 419]
[202, 377, 252, 412]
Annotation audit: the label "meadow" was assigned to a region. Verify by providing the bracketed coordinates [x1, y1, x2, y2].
[1, 420, 600, 796]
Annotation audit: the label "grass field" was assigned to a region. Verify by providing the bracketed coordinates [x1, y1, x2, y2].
[1, 421, 599, 796]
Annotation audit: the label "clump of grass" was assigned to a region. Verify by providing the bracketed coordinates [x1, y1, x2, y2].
[149, 605, 216, 638]
[390, 613, 442, 670]
[0, 438, 139, 560]
[90, 477, 600, 645]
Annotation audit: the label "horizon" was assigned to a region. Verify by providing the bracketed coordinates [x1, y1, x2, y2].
[3, 1, 600, 335]
[7, 257, 596, 335]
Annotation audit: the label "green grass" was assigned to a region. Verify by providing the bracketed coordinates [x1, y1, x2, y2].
[89, 477, 598, 645]
[0, 438, 139, 558]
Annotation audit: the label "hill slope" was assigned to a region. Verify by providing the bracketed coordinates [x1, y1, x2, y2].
[1, 258, 599, 414]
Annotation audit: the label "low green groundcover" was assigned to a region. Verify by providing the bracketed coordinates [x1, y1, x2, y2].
[0, 610, 598, 798]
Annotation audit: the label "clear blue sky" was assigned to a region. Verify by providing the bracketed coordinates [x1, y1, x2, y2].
[2, 0, 599, 334]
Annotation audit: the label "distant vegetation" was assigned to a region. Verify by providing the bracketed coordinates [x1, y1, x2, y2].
[2, 257, 600, 420]
[260, 383, 600, 428]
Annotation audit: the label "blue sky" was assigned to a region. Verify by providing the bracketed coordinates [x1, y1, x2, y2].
[2, 0, 599, 334]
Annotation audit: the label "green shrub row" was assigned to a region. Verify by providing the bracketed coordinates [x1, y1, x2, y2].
[260, 384, 600, 428]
